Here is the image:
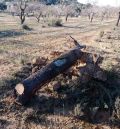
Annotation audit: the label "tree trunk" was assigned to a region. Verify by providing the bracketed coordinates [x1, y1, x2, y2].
[20, 11, 25, 24]
[36, 13, 41, 23]
[15, 49, 84, 105]
[101, 14, 104, 21]
[65, 14, 69, 21]
[116, 12, 120, 26]
[88, 13, 91, 20]
[90, 13, 94, 23]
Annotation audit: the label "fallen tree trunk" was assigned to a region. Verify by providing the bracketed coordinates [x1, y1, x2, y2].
[15, 49, 84, 105]
[14, 36, 105, 105]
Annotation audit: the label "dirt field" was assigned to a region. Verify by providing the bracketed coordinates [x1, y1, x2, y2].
[0, 13, 120, 129]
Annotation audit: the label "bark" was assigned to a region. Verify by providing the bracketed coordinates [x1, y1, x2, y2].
[36, 13, 42, 23]
[90, 13, 95, 23]
[101, 12, 106, 21]
[116, 12, 120, 26]
[88, 13, 91, 20]
[20, 11, 25, 24]
[65, 14, 69, 21]
[15, 49, 84, 105]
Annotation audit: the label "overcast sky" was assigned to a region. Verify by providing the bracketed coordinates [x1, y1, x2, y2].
[78, 0, 120, 7]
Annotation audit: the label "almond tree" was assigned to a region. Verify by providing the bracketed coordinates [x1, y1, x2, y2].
[33, 4, 45, 23]
[90, 12, 95, 22]
[98, 7, 108, 21]
[101, 11, 107, 21]
[63, 5, 76, 22]
[82, 7, 96, 22]
[19, 0, 27, 24]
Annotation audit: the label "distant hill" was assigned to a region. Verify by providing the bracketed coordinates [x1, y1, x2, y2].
[3, 0, 89, 10]
[3, 0, 79, 5]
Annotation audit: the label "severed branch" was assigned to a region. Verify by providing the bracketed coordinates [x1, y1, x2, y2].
[69, 36, 86, 49]
[15, 49, 85, 105]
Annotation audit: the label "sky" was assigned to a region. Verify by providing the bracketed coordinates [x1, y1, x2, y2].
[78, 0, 120, 7]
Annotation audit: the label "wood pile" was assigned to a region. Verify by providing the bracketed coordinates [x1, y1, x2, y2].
[14, 36, 107, 105]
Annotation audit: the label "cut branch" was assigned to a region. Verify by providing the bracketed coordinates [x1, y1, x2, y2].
[69, 36, 86, 49]
[15, 49, 84, 105]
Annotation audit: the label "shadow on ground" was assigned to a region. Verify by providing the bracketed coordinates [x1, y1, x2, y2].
[0, 30, 25, 38]
[62, 25, 84, 29]
[0, 119, 10, 129]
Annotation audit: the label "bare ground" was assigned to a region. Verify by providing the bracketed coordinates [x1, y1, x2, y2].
[0, 13, 120, 129]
